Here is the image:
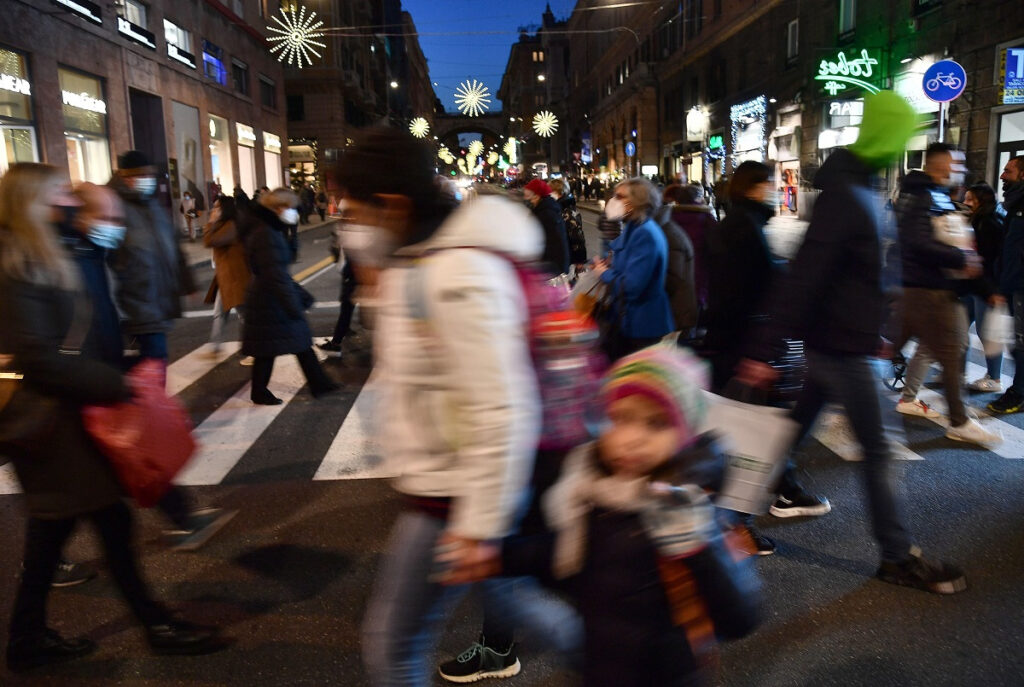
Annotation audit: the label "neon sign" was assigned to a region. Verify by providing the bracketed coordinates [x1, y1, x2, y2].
[708, 134, 724, 149]
[816, 49, 881, 95]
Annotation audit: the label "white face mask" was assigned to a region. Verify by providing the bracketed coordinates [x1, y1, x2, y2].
[342, 223, 396, 267]
[604, 197, 627, 221]
[86, 222, 126, 249]
[129, 176, 157, 196]
[278, 208, 300, 225]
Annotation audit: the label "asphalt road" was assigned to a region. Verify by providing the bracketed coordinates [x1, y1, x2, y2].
[1, 199, 1023, 686]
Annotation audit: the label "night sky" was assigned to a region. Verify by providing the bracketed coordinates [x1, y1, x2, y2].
[400, 0, 578, 113]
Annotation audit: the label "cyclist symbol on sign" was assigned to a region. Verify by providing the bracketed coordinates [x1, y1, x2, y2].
[926, 72, 963, 93]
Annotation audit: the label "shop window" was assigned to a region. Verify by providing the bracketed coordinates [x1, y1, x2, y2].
[839, 0, 856, 37]
[203, 40, 227, 86]
[786, 19, 799, 66]
[58, 67, 111, 184]
[118, 0, 147, 27]
[260, 76, 276, 109]
[164, 19, 192, 53]
[232, 60, 249, 96]
[208, 114, 234, 194]
[0, 46, 38, 175]
[287, 94, 304, 121]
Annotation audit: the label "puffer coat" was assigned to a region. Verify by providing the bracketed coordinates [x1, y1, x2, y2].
[241, 203, 314, 357]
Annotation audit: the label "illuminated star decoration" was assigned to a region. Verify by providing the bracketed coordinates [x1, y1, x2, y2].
[438, 145, 455, 164]
[532, 111, 559, 137]
[487, 152, 499, 165]
[454, 79, 492, 117]
[503, 137, 518, 163]
[467, 140, 484, 158]
[409, 117, 430, 138]
[267, 5, 326, 68]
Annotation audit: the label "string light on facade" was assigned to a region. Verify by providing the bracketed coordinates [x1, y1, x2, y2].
[454, 79, 492, 117]
[468, 140, 484, 158]
[532, 110, 559, 137]
[267, 5, 326, 68]
[729, 95, 767, 168]
[409, 117, 430, 138]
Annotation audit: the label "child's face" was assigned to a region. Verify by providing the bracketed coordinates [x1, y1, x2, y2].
[599, 395, 686, 478]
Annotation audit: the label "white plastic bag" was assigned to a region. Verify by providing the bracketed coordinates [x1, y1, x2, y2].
[570, 269, 605, 317]
[982, 302, 1014, 358]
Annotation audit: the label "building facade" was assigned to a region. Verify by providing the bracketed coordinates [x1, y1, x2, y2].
[1, 0, 288, 227]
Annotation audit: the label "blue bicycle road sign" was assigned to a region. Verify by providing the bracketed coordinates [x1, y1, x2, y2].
[923, 60, 967, 103]
[625, 141, 636, 157]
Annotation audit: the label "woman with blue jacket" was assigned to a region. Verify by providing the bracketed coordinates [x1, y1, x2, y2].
[594, 177, 674, 359]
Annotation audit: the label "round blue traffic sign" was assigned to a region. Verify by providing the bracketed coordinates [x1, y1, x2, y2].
[625, 141, 636, 157]
[922, 60, 966, 103]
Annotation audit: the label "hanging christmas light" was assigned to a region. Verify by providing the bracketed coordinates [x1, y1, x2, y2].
[454, 79, 492, 117]
[267, 5, 326, 68]
[503, 137, 518, 164]
[532, 111, 559, 137]
[487, 151, 499, 165]
[409, 117, 430, 138]
[468, 140, 484, 158]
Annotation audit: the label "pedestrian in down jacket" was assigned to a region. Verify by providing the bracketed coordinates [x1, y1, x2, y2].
[665, 183, 718, 314]
[594, 177, 675, 359]
[241, 188, 337, 404]
[654, 202, 698, 338]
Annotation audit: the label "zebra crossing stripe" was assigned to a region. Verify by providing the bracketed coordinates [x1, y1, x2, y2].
[314, 382, 396, 481]
[167, 342, 243, 397]
[175, 354, 307, 486]
[0, 463, 20, 495]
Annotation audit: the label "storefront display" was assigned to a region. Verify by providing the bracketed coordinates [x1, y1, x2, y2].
[208, 114, 234, 197]
[58, 67, 110, 184]
[0, 46, 39, 175]
[730, 96, 767, 166]
[236, 122, 257, 195]
[172, 100, 204, 221]
[263, 131, 282, 189]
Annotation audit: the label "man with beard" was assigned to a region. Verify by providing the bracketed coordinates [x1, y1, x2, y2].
[987, 155, 1024, 414]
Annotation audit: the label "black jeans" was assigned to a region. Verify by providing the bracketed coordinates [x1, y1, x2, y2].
[157, 485, 196, 531]
[10, 502, 170, 640]
[332, 261, 357, 343]
[252, 349, 334, 398]
[788, 351, 912, 563]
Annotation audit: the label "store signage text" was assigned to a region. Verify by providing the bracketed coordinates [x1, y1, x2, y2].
[828, 100, 864, 117]
[1004, 47, 1024, 105]
[263, 133, 281, 154]
[117, 16, 157, 50]
[236, 123, 256, 146]
[51, 0, 103, 26]
[816, 49, 881, 96]
[168, 44, 197, 70]
[62, 90, 106, 114]
[0, 73, 31, 96]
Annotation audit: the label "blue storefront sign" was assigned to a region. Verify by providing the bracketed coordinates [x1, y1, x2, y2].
[923, 59, 967, 103]
[1005, 48, 1024, 105]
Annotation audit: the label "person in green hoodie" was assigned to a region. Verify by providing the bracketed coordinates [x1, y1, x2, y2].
[737, 91, 968, 595]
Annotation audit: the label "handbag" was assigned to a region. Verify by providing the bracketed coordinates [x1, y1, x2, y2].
[82, 359, 196, 507]
[0, 296, 91, 446]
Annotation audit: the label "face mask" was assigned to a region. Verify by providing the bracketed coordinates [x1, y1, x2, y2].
[342, 223, 396, 267]
[604, 197, 627, 221]
[279, 208, 300, 225]
[129, 176, 157, 196]
[86, 222, 126, 249]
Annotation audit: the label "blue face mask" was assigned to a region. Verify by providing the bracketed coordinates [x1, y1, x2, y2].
[86, 222, 126, 249]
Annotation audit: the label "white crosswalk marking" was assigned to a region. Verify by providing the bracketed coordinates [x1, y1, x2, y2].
[175, 355, 307, 485]
[0, 462, 20, 495]
[167, 342, 243, 397]
[314, 382, 397, 481]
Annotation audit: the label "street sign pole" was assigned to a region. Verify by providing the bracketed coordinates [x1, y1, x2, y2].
[939, 101, 946, 142]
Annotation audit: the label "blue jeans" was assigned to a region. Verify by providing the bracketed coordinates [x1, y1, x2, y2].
[1010, 291, 1024, 394]
[788, 351, 912, 563]
[135, 332, 168, 361]
[362, 511, 581, 686]
[966, 295, 1003, 380]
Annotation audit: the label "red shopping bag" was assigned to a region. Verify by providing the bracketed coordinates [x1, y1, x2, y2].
[82, 359, 196, 507]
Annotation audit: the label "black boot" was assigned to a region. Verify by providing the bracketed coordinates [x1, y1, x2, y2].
[146, 619, 230, 656]
[6, 629, 97, 672]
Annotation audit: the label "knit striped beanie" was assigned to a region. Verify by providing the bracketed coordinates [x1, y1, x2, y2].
[601, 344, 710, 445]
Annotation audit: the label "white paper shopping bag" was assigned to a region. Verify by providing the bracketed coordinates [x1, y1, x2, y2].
[700, 391, 799, 515]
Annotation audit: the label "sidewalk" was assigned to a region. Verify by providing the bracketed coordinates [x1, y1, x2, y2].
[179, 214, 340, 267]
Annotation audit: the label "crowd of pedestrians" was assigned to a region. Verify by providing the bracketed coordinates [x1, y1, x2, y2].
[1, 87, 1022, 684]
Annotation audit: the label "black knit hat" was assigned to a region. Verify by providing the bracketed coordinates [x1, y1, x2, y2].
[329, 127, 438, 215]
[116, 150, 156, 173]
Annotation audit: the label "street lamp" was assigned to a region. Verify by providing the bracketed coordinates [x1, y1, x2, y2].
[390, 80, 398, 89]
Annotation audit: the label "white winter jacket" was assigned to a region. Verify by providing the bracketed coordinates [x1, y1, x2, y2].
[375, 195, 544, 540]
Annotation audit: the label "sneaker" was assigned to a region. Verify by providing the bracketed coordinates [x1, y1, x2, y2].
[875, 546, 967, 594]
[945, 418, 1002, 447]
[316, 339, 343, 357]
[438, 636, 521, 683]
[895, 398, 941, 419]
[49, 559, 97, 588]
[165, 508, 237, 552]
[239, 356, 255, 366]
[770, 490, 832, 518]
[6, 629, 97, 672]
[987, 389, 1024, 415]
[146, 619, 230, 656]
[968, 375, 1002, 393]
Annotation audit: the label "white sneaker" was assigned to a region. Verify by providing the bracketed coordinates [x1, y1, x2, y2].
[945, 418, 1002, 447]
[896, 398, 941, 419]
[239, 356, 255, 366]
[968, 375, 1002, 393]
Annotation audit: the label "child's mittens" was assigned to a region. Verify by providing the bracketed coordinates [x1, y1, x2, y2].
[641, 483, 719, 559]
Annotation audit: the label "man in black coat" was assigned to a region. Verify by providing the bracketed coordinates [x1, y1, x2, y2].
[988, 155, 1024, 414]
[739, 91, 968, 595]
[523, 178, 570, 275]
